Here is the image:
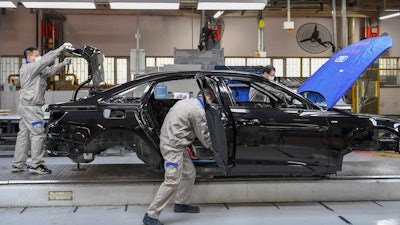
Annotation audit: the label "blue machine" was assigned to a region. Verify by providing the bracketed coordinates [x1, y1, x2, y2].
[154, 85, 168, 99]
[215, 65, 264, 101]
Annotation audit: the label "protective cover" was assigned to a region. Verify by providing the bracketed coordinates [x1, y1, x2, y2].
[297, 35, 393, 109]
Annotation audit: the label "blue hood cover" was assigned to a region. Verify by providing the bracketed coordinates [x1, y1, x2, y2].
[297, 36, 393, 109]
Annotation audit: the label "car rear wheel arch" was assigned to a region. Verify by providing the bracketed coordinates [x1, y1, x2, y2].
[81, 127, 163, 167]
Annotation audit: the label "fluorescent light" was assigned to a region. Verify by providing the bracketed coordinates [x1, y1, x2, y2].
[21, 0, 96, 9]
[379, 12, 400, 20]
[0, 0, 17, 8]
[197, 0, 268, 10]
[109, 0, 180, 10]
[213, 10, 224, 18]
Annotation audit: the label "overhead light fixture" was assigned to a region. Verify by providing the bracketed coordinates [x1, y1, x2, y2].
[21, 0, 96, 9]
[213, 10, 224, 18]
[0, 0, 17, 8]
[379, 12, 400, 20]
[197, 0, 268, 10]
[109, 0, 180, 10]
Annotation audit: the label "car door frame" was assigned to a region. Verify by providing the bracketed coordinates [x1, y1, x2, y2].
[196, 74, 236, 176]
[218, 75, 336, 175]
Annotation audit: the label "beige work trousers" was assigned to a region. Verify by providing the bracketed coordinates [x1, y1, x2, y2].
[13, 104, 45, 168]
[146, 145, 196, 219]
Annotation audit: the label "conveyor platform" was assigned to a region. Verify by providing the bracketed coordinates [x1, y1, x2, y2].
[0, 150, 400, 207]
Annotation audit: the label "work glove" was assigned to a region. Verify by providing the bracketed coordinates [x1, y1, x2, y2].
[61, 42, 74, 51]
[62, 58, 72, 66]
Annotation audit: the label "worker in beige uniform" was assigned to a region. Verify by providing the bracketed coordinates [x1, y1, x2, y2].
[143, 89, 214, 225]
[11, 43, 73, 175]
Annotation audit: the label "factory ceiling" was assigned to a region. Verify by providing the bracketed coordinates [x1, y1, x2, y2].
[14, 0, 400, 19]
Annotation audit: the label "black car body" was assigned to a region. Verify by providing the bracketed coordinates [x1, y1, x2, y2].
[45, 46, 400, 177]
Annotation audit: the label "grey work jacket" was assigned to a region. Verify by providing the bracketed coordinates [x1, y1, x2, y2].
[19, 48, 66, 106]
[159, 98, 212, 150]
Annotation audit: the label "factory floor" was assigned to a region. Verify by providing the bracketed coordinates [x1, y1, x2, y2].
[1, 200, 399, 225]
[0, 150, 400, 225]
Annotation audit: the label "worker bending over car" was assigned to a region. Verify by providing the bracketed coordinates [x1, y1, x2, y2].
[143, 88, 214, 225]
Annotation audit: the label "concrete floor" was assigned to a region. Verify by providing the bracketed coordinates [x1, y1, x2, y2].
[1, 150, 400, 225]
[1, 201, 399, 225]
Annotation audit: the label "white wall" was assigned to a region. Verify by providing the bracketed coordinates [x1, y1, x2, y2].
[2, 7, 399, 57]
[379, 19, 400, 57]
[1, 8, 36, 56]
[64, 14, 201, 56]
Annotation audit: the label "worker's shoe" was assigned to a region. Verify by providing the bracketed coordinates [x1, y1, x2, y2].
[143, 213, 164, 225]
[11, 163, 32, 172]
[173, 204, 200, 213]
[29, 165, 52, 175]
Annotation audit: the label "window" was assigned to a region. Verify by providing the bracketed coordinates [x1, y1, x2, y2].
[153, 78, 200, 100]
[224, 77, 308, 109]
[102, 82, 150, 104]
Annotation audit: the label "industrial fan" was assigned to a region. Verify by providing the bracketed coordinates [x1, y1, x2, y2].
[198, 11, 224, 51]
[296, 23, 335, 54]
